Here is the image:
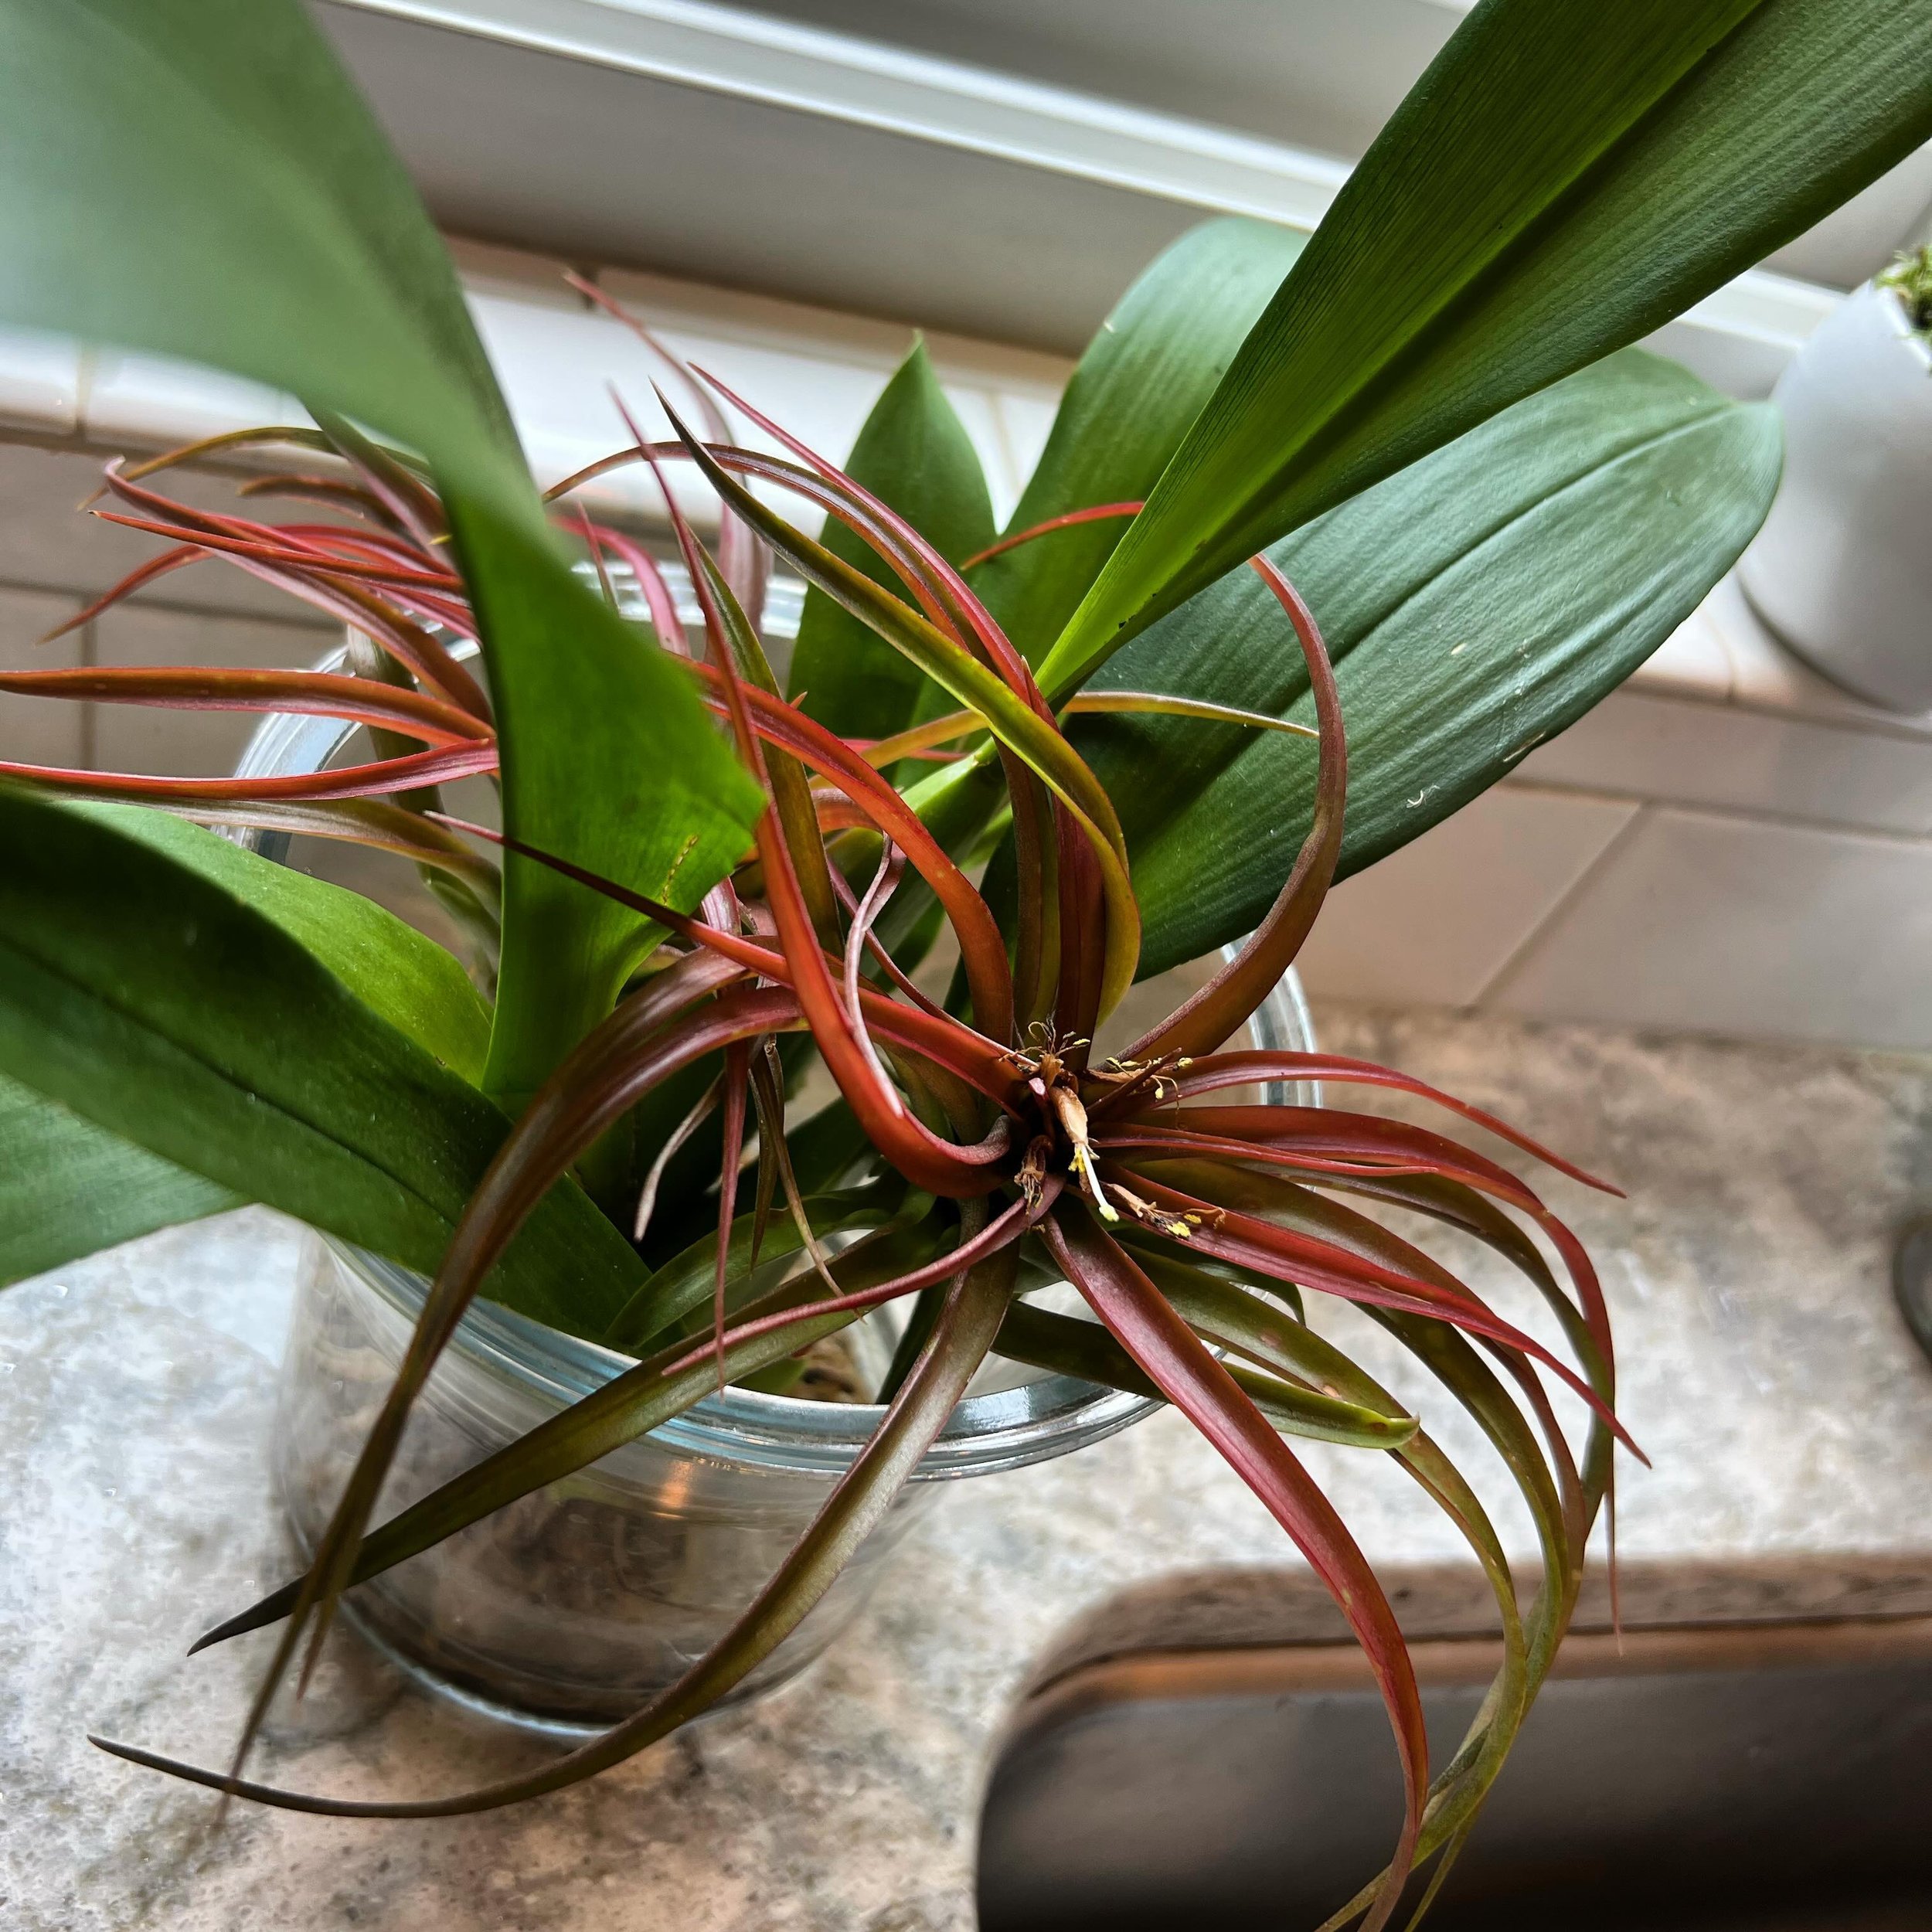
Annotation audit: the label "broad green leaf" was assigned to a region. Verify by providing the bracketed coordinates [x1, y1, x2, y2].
[0, 1, 764, 1112]
[451, 494, 761, 1109]
[878, 219, 1310, 966]
[0, 788, 642, 1335]
[67, 803, 490, 1083]
[0, 1, 515, 498]
[1078, 350, 1779, 976]
[0, 1074, 238, 1289]
[1043, 0, 1932, 692]
[972, 218, 1305, 665]
[787, 341, 993, 740]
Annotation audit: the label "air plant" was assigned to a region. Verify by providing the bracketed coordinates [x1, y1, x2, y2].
[8, 380, 1634, 1927]
[2, 2, 1930, 1928]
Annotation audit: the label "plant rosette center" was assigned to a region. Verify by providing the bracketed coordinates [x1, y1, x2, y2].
[1005, 1032, 1208, 1240]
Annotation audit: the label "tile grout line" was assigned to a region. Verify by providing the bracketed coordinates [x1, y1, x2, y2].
[1511, 773, 1932, 855]
[1619, 662, 1932, 750]
[0, 566, 341, 639]
[1467, 801, 1653, 1011]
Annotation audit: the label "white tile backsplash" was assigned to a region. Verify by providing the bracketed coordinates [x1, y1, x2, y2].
[467, 288, 930, 532]
[463, 293, 713, 523]
[1488, 806, 1932, 1049]
[92, 604, 335, 777]
[0, 442, 344, 627]
[1521, 688, 1932, 839]
[0, 586, 85, 770]
[1295, 784, 1638, 1009]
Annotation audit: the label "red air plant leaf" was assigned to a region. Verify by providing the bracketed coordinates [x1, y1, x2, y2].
[55, 413, 1623, 1929]
[0, 741, 499, 803]
[1042, 1205, 1427, 1930]
[0, 665, 492, 746]
[960, 498, 1145, 570]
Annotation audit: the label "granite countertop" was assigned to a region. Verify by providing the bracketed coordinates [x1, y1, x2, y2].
[6, 1004, 1932, 1930]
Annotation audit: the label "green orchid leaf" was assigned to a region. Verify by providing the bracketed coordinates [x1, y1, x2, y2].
[0, 0, 519, 497]
[1080, 350, 1778, 976]
[0, 0, 764, 1112]
[972, 217, 1304, 665]
[1043, 0, 1932, 692]
[451, 493, 763, 1109]
[787, 340, 994, 740]
[67, 803, 490, 1083]
[0, 788, 641, 1334]
[0, 1074, 239, 1289]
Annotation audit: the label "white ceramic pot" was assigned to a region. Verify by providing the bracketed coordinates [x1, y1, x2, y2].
[1739, 280, 1932, 713]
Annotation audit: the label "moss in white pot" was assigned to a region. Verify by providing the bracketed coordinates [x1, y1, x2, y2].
[1879, 241, 1932, 335]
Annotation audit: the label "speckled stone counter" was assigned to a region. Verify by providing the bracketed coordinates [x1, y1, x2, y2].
[6, 1005, 1932, 1930]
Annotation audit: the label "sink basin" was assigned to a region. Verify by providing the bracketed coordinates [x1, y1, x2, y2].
[976, 1558, 1932, 1931]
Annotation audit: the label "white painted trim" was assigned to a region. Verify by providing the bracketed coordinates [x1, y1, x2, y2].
[330, 0, 1352, 229]
[335, 0, 1840, 386]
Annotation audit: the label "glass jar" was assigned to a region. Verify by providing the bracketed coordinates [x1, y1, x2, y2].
[243, 645, 1318, 1736]
[274, 1232, 1159, 1735]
